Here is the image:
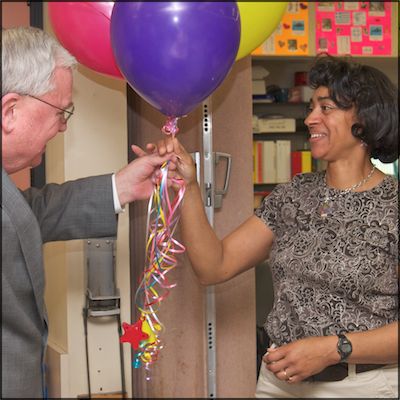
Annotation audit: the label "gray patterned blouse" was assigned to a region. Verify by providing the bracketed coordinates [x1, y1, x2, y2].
[255, 172, 398, 346]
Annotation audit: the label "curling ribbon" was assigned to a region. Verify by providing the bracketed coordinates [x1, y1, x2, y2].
[161, 116, 179, 136]
[120, 117, 185, 379]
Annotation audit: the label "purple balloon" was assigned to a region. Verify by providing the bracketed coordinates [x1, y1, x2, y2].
[111, 2, 240, 117]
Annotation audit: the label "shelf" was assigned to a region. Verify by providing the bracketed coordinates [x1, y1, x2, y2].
[254, 183, 278, 191]
[253, 131, 308, 138]
[252, 55, 316, 62]
[253, 99, 308, 105]
[252, 55, 398, 61]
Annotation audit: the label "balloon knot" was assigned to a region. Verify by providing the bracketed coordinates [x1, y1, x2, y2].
[161, 117, 179, 136]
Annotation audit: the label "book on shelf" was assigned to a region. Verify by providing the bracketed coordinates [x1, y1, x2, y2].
[262, 140, 277, 184]
[254, 141, 321, 185]
[276, 140, 291, 183]
[253, 142, 257, 182]
[253, 140, 292, 185]
[291, 150, 313, 177]
[253, 141, 265, 184]
[291, 151, 302, 177]
[301, 150, 312, 173]
[252, 115, 260, 133]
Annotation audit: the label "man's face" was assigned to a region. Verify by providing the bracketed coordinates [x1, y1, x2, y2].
[3, 67, 73, 173]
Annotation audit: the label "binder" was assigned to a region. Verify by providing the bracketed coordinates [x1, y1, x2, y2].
[276, 140, 291, 183]
[262, 141, 276, 183]
[253, 141, 264, 183]
[253, 141, 257, 183]
[301, 150, 312, 173]
[257, 141, 264, 183]
[291, 151, 302, 177]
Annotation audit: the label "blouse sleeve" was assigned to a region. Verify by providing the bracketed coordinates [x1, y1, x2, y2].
[254, 183, 287, 234]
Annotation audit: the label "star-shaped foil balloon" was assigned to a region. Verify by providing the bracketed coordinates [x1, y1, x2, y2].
[120, 320, 149, 350]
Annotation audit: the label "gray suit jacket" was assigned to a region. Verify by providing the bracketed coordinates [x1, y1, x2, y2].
[2, 168, 118, 398]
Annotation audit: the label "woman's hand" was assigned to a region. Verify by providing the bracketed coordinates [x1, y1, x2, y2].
[143, 137, 198, 188]
[263, 336, 339, 383]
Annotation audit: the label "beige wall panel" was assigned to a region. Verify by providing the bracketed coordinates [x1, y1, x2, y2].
[2, 1, 32, 190]
[127, 97, 206, 398]
[2, 1, 29, 26]
[212, 56, 257, 398]
[43, 3, 132, 396]
[128, 55, 255, 398]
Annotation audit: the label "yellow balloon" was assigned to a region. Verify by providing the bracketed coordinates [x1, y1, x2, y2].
[236, 2, 288, 61]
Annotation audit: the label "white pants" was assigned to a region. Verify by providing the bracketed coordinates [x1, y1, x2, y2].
[256, 362, 398, 398]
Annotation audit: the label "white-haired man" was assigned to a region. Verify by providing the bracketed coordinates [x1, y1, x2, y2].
[2, 26, 170, 398]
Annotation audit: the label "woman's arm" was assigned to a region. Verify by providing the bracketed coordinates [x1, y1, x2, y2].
[345, 321, 398, 364]
[156, 137, 275, 285]
[264, 321, 398, 383]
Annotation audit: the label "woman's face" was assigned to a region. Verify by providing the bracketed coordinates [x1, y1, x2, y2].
[304, 86, 362, 162]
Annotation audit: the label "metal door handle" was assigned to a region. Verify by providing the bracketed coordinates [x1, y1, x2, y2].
[214, 152, 232, 209]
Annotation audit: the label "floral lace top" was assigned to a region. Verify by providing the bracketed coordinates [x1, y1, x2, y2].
[255, 172, 398, 346]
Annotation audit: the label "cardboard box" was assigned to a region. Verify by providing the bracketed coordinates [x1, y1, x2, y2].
[258, 118, 296, 133]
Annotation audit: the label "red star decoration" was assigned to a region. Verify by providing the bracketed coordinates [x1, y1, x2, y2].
[120, 320, 149, 350]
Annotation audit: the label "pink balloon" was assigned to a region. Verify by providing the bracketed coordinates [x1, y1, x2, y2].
[48, 2, 123, 79]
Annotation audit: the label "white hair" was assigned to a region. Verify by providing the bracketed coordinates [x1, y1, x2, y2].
[2, 26, 77, 97]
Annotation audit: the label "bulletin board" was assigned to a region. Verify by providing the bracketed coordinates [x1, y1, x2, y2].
[252, 2, 310, 56]
[315, 1, 392, 56]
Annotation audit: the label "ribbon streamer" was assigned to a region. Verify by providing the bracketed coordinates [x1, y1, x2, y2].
[120, 118, 185, 379]
[161, 116, 179, 136]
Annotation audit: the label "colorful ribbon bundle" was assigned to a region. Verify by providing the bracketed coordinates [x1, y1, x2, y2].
[120, 118, 185, 378]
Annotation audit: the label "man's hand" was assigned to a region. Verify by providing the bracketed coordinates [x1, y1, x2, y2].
[115, 145, 172, 206]
[146, 137, 197, 188]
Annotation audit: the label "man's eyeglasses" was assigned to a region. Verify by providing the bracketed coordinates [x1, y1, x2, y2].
[27, 94, 74, 122]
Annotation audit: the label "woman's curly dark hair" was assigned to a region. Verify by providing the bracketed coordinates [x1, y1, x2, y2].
[308, 54, 398, 163]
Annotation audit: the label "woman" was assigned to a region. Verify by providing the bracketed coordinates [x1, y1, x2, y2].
[147, 55, 398, 398]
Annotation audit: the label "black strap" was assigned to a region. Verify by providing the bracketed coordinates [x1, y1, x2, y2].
[306, 363, 384, 382]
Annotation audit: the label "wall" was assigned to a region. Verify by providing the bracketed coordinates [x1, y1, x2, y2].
[2, 1, 31, 190]
[42, 4, 132, 397]
[126, 56, 255, 398]
[213, 56, 256, 398]
[252, 57, 398, 89]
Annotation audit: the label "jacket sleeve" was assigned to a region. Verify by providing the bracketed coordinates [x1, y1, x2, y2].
[22, 174, 118, 243]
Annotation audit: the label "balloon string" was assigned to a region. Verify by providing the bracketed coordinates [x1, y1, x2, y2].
[120, 156, 186, 377]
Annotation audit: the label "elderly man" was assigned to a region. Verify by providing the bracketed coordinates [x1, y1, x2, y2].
[2, 26, 169, 398]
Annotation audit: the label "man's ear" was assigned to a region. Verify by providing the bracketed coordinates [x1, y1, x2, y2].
[2, 93, 21, 134]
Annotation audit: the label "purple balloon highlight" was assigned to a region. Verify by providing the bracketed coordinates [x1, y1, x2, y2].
[111, 2, 240, 117]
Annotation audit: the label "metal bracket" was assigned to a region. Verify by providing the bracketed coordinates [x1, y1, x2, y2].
[202, 99, 217, 399]
[192, 101, 233, 398]
[82, 238, 126, 398]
